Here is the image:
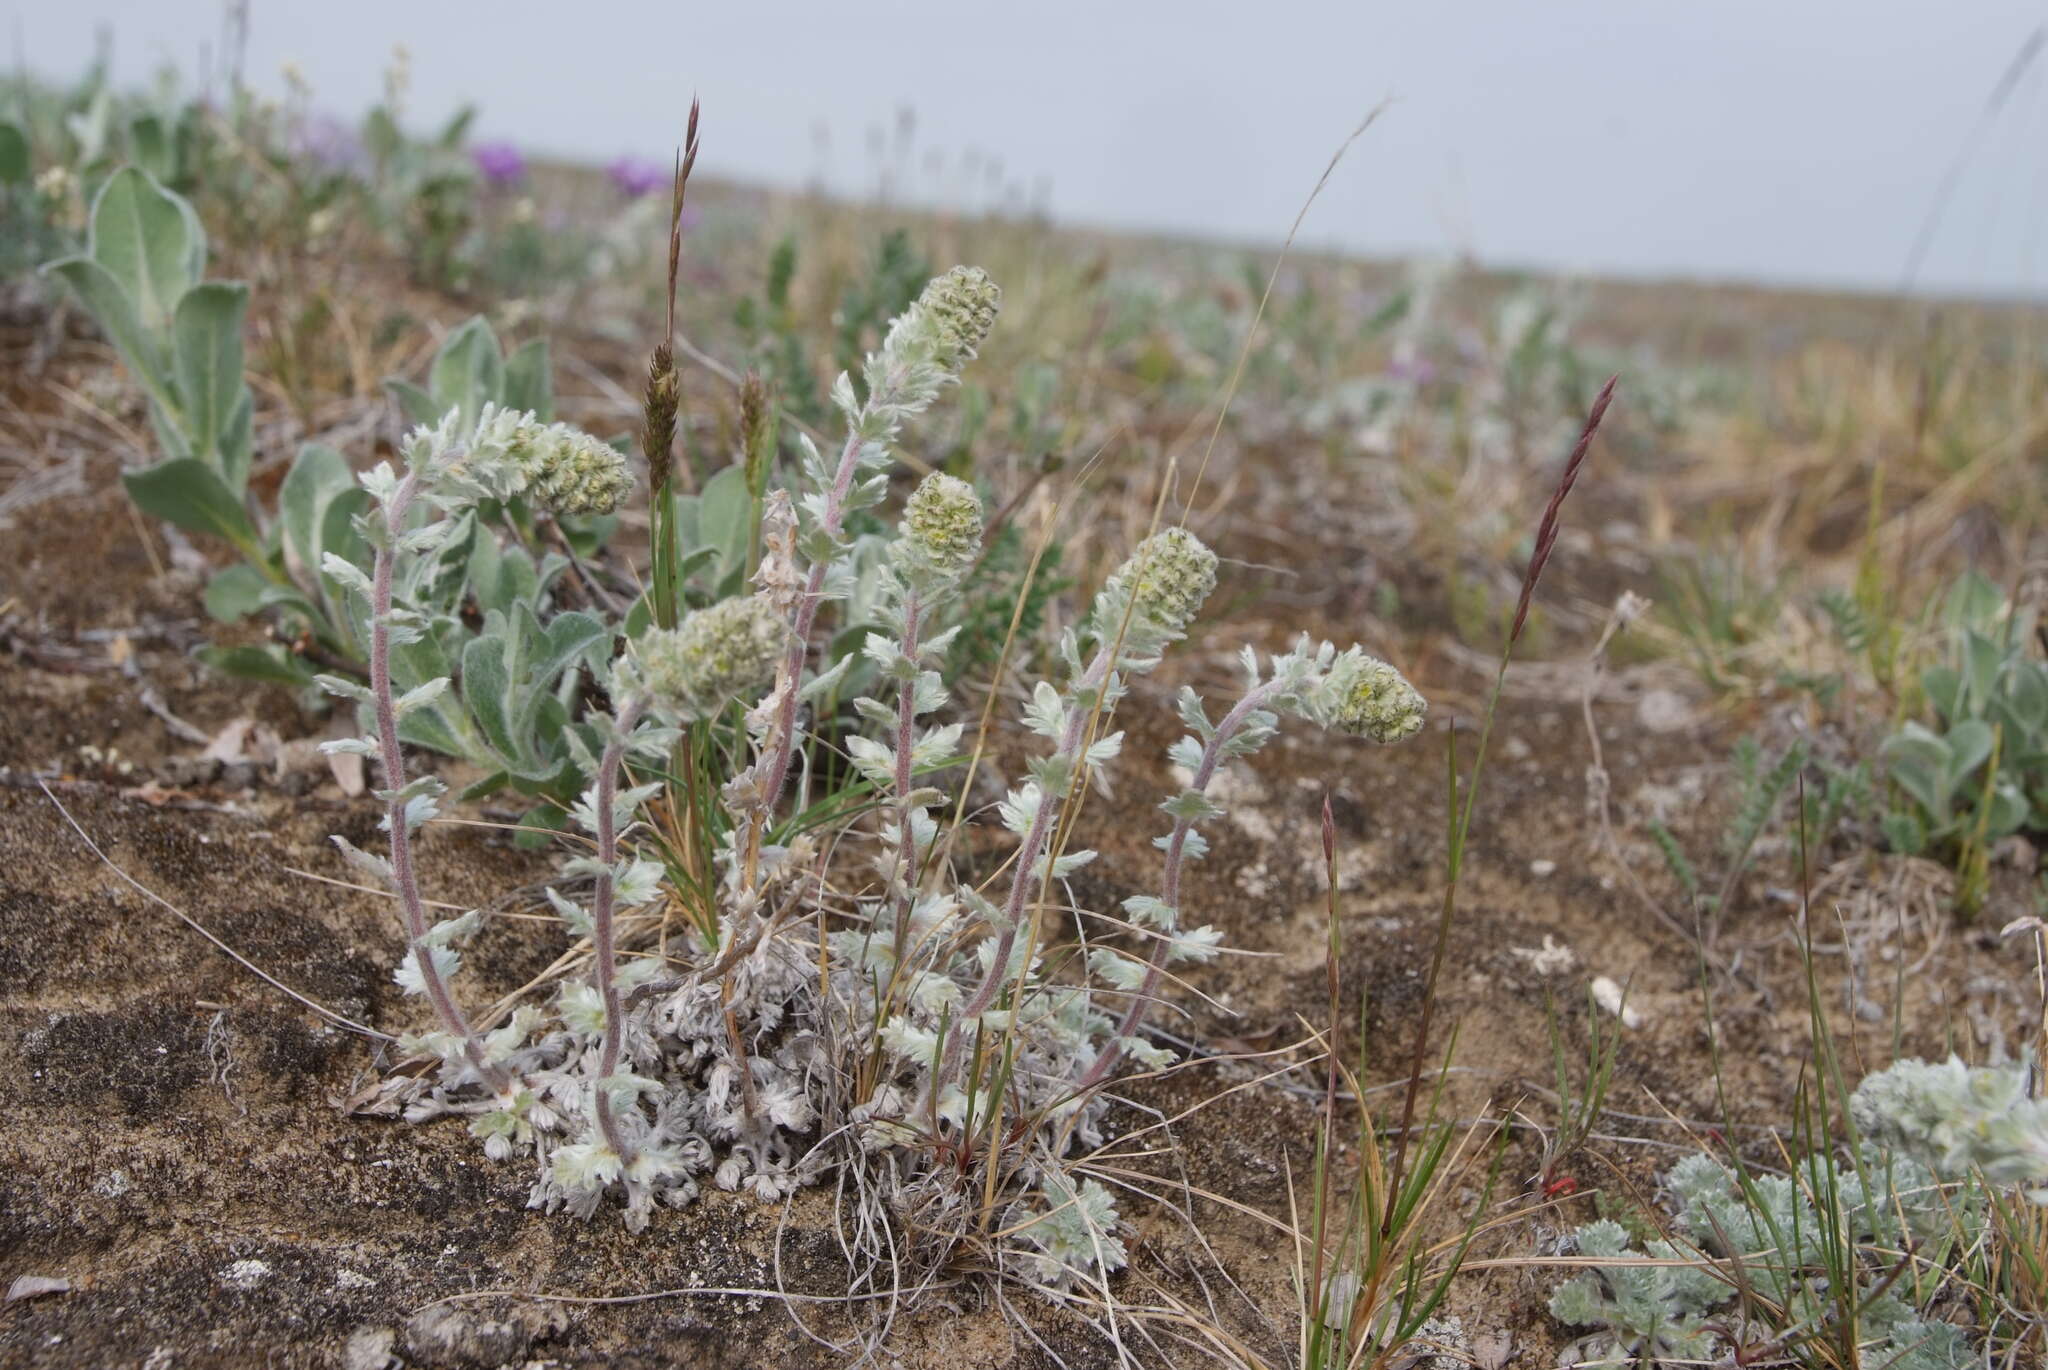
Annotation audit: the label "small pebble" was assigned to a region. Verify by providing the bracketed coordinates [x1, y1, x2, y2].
[1590, 976, 1645, 1028]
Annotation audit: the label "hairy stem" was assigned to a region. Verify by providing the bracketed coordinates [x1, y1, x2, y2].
[1072, 679, 1280, 1095]
[588, 695, 648, 1162]
[751, 362, 914, 869]
[370, 469, 509, 1096]
[936, 647, 1115, 1092]
[887, 590, 924, 970]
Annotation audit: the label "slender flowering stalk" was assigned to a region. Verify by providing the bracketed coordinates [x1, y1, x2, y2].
[586, 695, 647, 1163]
[878, 473, 983, 965]
[327, 407, 640, 1102]
[747, 270, 1001, 862]
[940, 529, 1219, 1087]
[751, 431, 879, 835]
[1074, 642, 1425, 1095]
[646, 101, 700, 628]
[1071, 679, 1282, 1094]
[887, 588, 927, 966]
[954, 650, 1112, 1029]
[368, 466, 510, 1096]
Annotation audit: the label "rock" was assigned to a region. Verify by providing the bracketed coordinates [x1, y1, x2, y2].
[6, 1274, 71, 1302]
[1996, 835, 2038, 873]
[1509, 935, 1576, 975]
[219, 1259, 271, 1289]
[342, 1326, 400, 1370]
[1590, 975, 1645, 1028]
[1635, 688, 1693, 733]
[403, 1304, 530, 1370]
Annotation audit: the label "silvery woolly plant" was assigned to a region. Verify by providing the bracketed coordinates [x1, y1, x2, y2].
[1549, 1057, 2046, 1369]
[831, 504, 1428, 1282]
[328, 265, 1435, 1287]
[1850, 1054, 2048, 1200]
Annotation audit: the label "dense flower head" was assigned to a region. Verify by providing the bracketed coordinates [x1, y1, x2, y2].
[864, 267, 1002, 425]
[630, 595, 786, 719]
[501, 420, 633, 516]
[895, 473, 984, 585]
[920, 266, 1002, 372]
[422, 407, 632, 516]
[1321, 649, 1427, 743]
[1103, 528, 1217, 639]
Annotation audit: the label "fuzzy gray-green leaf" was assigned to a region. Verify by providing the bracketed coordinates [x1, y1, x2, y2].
[171, 281, 250, 488]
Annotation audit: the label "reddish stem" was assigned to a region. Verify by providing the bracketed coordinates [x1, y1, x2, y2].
[370, 468, 509, 1096]
[588, 696, 647, 1162]
[1072, 678, 1279, 1094]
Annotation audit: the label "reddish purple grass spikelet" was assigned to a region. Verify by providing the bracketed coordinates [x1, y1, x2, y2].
[1508, 374, 1618, 648]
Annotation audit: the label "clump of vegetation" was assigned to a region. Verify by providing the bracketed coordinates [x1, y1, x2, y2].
[1549, 1215, 1728, 1364]
[284, 239, 1437, 1287]
[1551, 1055, 2048, 1369]
[1880, 576, 2046, 878]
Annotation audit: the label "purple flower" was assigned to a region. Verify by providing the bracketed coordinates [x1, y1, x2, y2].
[607, 156, 668, 198]
[294, 113, 366, 175]
[1385, 353, 1436, 386]
[471, 141, 527, 186]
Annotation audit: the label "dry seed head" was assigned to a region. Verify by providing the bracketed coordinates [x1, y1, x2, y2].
[1107, 528, 1217, 637]
[898, 473, 984, 583]
[632, 595, 786, 719]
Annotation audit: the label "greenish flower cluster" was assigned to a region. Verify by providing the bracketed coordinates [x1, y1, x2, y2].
[1103, 528, 1218, 640]
[894, 472, 984, 588]
[1851, 1055, 2048, 1197]
[1320, 649, 1428, 744]
[629, 595, 786, 720]
[503, 419, 633, 516]
[919, 265, 1002, 372]
[419, 404, 631, 517]
[865, 267, 1004, 426]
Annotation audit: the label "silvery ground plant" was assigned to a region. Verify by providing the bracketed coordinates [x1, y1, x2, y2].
[1550, 1056, 2048, 1369]
[322, 265, 1433, 1288]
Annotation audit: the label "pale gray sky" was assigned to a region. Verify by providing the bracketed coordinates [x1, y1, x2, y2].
[12, 0, 2048, 297]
